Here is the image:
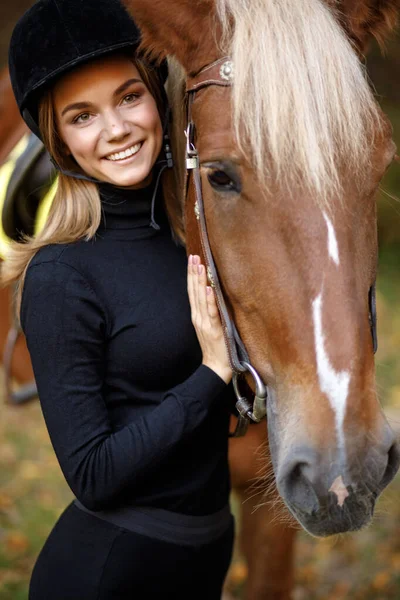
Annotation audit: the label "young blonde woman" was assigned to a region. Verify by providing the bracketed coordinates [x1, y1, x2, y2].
[5, 0, 235, 598]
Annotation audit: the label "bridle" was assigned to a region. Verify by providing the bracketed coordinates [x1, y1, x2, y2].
[183, 56, 379, 438]
[185, 57, 267, 438]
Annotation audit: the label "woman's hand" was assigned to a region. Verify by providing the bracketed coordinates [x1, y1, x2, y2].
[187, 254, 232, 384]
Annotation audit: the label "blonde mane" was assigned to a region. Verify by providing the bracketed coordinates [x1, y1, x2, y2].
[213, 0, 384, 202]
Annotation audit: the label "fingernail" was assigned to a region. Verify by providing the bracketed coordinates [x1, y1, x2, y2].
[193, 255, 199, 265]
[206, 286, 212, 296]
[198, 265, 203, 275]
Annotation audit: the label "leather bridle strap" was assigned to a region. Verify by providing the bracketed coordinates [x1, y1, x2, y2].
[185, 57, 267, 437]
[191, 149, 250, 373]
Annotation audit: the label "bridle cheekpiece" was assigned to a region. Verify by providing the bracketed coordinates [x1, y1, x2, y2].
[185, 57, 268, 437]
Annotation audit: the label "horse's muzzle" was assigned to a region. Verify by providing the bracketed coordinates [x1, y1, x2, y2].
[275, 430, 400, 537]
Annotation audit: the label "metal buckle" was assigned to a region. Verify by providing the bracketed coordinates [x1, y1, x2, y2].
[230, 362, 268, 437]
[185, 122, 199, 170]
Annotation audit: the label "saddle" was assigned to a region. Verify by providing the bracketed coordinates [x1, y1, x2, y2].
[1, 134, 56, 243]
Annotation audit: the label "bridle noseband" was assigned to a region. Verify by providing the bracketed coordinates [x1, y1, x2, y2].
[185, 57, 268, 437]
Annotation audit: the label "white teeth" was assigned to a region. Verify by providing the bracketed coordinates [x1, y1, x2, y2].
[106, 143, 141, 161]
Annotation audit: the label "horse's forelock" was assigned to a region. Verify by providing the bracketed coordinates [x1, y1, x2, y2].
[215, 0, 384, 204]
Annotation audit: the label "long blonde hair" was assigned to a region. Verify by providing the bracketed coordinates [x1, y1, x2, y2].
[1, 54, 185, 317]
[216, 0, 384, 203]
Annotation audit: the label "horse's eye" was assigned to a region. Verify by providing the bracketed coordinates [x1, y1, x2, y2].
[208, 170, 233, 188]
[205, 165, 241, 193]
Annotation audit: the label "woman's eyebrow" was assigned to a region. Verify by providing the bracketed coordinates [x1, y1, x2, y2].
[61, 101, 92, 117]
[113, 78, 143, 97]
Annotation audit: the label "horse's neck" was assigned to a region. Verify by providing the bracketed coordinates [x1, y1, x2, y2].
[0, 69, 27, 166]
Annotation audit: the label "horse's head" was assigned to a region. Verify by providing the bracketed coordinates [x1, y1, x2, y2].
[125, 0, 400, 536]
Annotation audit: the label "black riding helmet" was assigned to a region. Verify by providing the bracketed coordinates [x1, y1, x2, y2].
[9, 0, 168, 141]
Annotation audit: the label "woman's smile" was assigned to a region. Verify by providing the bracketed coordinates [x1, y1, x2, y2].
[104, 142, 143, 162]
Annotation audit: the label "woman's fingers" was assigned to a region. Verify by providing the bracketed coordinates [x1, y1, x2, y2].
[188, 254, 201, 320]
[191, 255, 200, 317]
[187, 255, 231, 383]
[188, 255, 220, 324]
[197, 262, 208, 318]
[187, 254, 195, 318]
[187, 254, 193, 293]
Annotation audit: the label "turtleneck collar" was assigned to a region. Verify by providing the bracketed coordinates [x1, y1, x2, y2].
[97, 176, 169, 239]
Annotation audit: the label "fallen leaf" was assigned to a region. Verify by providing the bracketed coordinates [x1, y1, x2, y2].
[5, 531, 29, 555]
[0, 492, 13, 510]
[19, 460, 41, 480]
[0, 443, 17, 465]
[372, 571, 391, 590]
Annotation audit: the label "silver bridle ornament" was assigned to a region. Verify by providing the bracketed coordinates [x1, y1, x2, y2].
[219, 60, 234, 82]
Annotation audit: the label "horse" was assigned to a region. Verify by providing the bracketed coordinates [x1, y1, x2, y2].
[1, 1, 400, 597]
[118, 0, 400, 597]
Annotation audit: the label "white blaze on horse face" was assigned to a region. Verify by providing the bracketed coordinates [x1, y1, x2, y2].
[323, 213, 340, 266]
[312, 293, 350, 453]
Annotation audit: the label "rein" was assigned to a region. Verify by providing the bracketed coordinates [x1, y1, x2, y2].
[185, 57, 267, 437]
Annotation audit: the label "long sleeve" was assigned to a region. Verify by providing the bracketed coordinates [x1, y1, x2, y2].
[21, 261, 228, 511]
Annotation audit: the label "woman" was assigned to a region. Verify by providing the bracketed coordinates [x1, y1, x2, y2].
[4, 0, 235, 598]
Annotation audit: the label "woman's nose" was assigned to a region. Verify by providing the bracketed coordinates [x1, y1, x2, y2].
[103, 110, 131, 141]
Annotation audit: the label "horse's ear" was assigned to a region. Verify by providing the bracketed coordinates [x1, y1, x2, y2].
[121, 0, 218, 74]
[335, 0, 400, 53]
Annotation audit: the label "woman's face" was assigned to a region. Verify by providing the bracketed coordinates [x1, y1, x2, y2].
[53, 54, 163, 187]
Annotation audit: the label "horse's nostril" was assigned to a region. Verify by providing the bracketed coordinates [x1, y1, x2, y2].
[380, 440, 400, 490]
[278, 458, 320, 516]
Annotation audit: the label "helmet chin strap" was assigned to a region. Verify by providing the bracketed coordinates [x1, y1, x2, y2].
[49, 109, 174, 230]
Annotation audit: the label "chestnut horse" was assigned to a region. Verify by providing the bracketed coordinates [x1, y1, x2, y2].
[2, 1, 400, 597]
[120, 0, 400, 597]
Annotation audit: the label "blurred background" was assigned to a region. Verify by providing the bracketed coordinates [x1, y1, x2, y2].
[0, 2, 399, 599]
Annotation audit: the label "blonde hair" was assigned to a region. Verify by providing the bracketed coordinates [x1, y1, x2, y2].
[1, 54, 185, 317]
[216, 0, 384, 202]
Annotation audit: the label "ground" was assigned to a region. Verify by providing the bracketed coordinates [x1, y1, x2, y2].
[1, 381, 400, 599]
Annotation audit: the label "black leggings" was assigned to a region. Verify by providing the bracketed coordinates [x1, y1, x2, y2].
[29, 503, 234, 600]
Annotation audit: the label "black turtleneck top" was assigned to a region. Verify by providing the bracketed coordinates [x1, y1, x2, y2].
[20, 181, 232, 516]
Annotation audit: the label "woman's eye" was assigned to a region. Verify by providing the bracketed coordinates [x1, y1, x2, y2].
[73, 112, 91, 124]
[207, 170, 238, 192]
[122, 93, 138, 105]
